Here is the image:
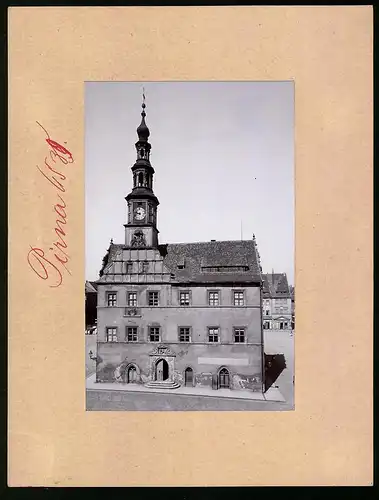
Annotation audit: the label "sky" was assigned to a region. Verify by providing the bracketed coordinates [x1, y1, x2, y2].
[85, 81, 294, 284]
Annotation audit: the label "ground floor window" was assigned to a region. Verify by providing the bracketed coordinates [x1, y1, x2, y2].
[234, 328, 245, 343]
[179, 327, 191, 342]
[126, 326, 138, 342]
[149, 327, 160, 342]
[208, 327, 219, 343]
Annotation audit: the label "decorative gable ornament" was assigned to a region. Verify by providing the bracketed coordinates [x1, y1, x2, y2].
[149, 345, 176, 357]
[131, 230, 146, 248]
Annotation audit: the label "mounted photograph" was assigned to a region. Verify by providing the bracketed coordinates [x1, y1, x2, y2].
[85, 81, 294, 411]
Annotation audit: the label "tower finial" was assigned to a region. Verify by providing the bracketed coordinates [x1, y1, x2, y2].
[137, 87, 150, 141]
[141, 87, 146, 116]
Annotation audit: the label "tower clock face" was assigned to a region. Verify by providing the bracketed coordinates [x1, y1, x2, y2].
[134, 207, 146, 220]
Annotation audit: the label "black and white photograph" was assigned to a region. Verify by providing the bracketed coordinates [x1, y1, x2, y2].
[85, 81, 294, 411]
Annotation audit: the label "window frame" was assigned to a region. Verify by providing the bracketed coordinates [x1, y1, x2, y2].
[178, 326, 191, 343]
[149, 326, 161, 343]
[207, 326, 220, 343]
[233, 289, 245, 306]
[106, 291, 117, 307]
[148, 290, 160, 307]
[179, 290, 191, 306]
[106, 326, 118, 342]
[208, 290, 220, 307]
[127, 291, 138, 307]
[126, 261, 133, 274]
[126, 326, 138, 342]
[233, 327, 246, 343]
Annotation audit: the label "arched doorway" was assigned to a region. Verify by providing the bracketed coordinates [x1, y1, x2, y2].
[218, 368, 230, 389]
[127, 365, 137, 383]
[155, 359, 169, 382]
[184, 367, 193, 387]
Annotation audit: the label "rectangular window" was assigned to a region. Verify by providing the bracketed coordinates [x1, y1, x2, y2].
[149, 327, 160, 342]
[233, 291, 245, 306]
[179, 327, 191, 342]
[208, 291, 219, 306]
[142, 261, 149, 273]
[126, 327, 138, 342]
[179, 291, 190, 306]
[128, 292, 137, 307]
[106, 327, 118, 342]
[208, 327, 219, 343]
[234, 328, 245, 343]
[148, 291, 159, 306]
[265, 310, 270, 316]
[107, 292, 117, 307]
[126, 262, 133, 273]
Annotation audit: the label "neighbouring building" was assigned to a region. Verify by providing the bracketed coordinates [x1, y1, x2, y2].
[262, 272, 292, 330]
[290, 285, 295, 329]
[85, 280, 98, 331]
[94, 100, 265, 393]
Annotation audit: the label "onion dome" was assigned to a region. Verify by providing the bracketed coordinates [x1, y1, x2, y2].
[137, 102, 150, 142]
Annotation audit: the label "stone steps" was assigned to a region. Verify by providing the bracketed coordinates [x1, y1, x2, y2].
[144, 380, 181, 389]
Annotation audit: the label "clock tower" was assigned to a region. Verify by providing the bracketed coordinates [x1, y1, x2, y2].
[124, 96, 159, 248]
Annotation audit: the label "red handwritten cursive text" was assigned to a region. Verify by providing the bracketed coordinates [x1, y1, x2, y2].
[27, 122, 74, 288]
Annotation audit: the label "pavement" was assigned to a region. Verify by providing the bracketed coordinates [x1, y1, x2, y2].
[86, 373, 285, 402]
[264, 329, 294, 408]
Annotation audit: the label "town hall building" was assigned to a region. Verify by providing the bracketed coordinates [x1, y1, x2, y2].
[95, 99, 265, 393]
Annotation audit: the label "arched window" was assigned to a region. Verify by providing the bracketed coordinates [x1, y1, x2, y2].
[218, 368, 230, 389]
[138, 172, 144, 186]
[127, 365, 137, 383]
[140, 148, 145, 158]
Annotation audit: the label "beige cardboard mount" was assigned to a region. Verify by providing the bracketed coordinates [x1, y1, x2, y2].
[8, 6, 373, 487]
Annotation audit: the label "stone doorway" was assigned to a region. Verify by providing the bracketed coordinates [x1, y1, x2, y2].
[155, 359, 169, 382]
[145, 345, 180, 389]
[184, 367, 193, 387]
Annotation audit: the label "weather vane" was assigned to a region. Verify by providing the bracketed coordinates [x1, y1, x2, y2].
[142, 86, 146, 108]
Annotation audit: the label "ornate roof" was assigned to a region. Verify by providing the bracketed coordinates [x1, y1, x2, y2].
[96, 239, 262, 285]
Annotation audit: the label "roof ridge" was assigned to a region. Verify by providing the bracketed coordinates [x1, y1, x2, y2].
[165, 239, 255, 245]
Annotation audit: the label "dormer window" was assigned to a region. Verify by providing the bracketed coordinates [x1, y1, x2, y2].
[201, 265, 250, 273]
[177, 258, 185, 270]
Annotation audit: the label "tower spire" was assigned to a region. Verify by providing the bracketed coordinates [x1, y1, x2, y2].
[124, 93, 159, 249]
[137, 87, 149, 142]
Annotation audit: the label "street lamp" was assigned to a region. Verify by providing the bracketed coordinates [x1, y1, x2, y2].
[89, 350, 97, 361]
